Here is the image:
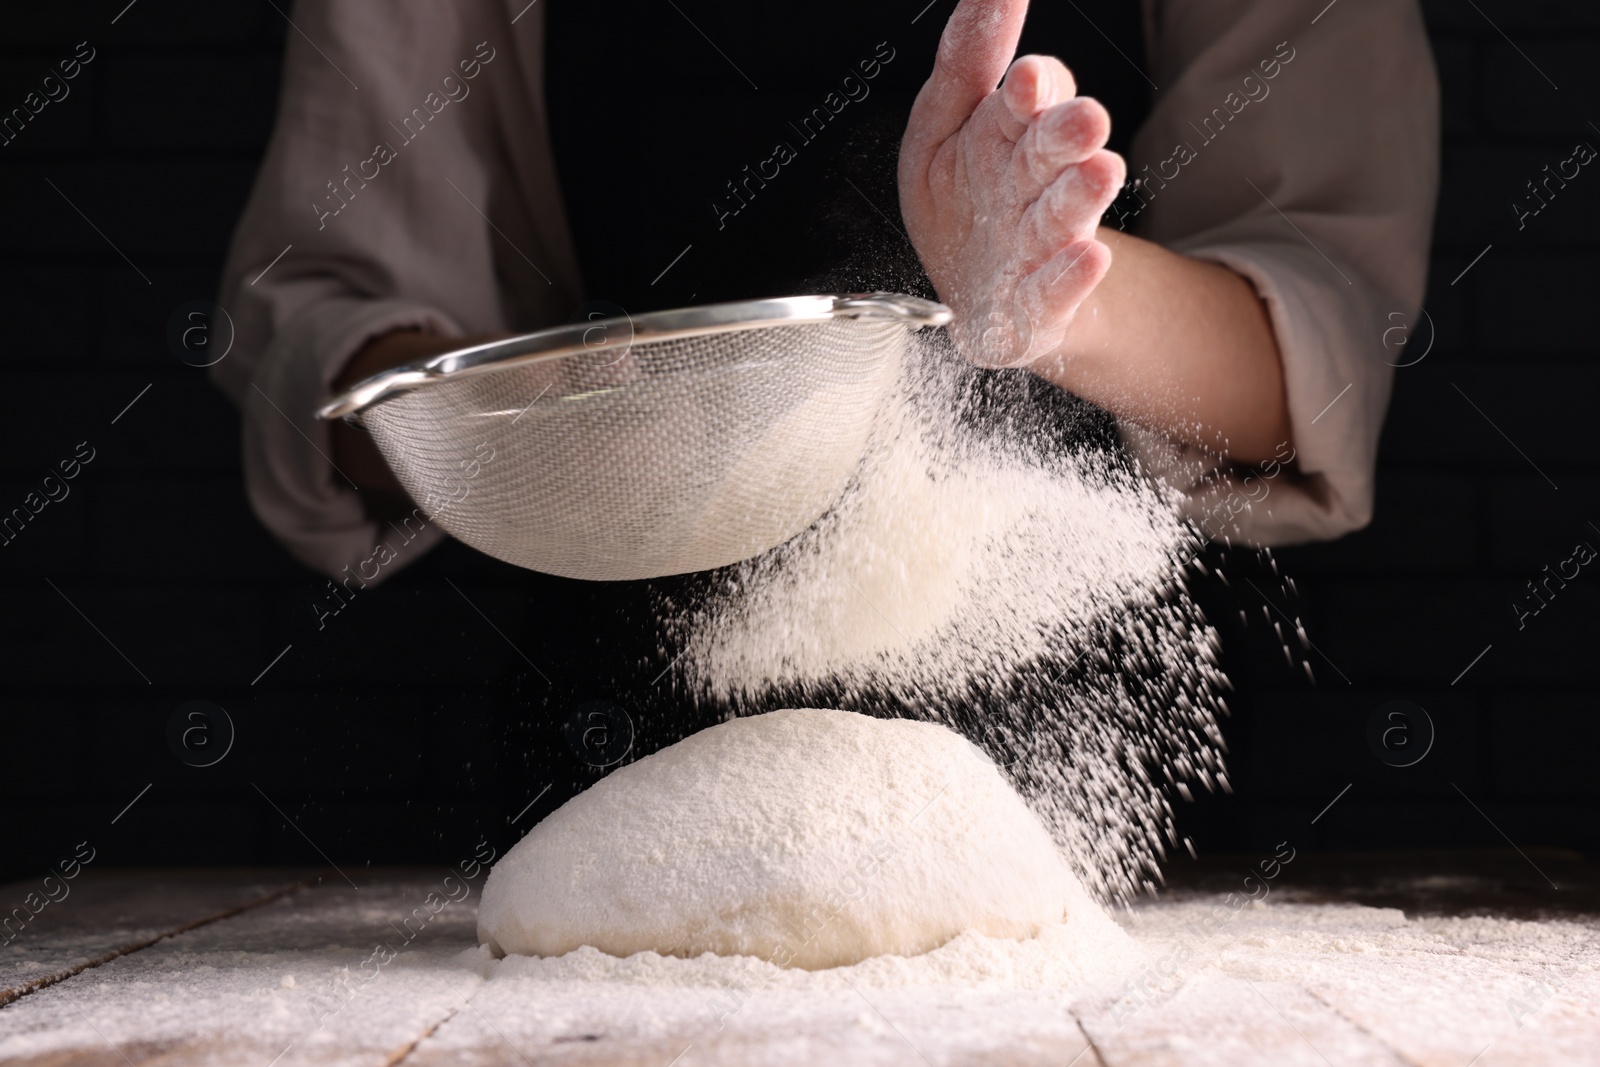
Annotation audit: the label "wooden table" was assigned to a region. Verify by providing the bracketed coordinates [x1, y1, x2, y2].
[2, 853, 1596, 1066]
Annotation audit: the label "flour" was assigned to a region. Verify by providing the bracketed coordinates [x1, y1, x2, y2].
[677, 338, 1181, 688]
[477, 890, 1142, 992]
[7, 880, 1596, 1067]
[669, 332, 1229, 905]
[479, 709, 1101, 971]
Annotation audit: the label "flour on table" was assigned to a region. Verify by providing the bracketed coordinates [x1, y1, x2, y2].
[479, 708, 1100, 970]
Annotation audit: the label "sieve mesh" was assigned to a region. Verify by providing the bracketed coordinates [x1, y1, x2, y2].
[356, 316, 911, 580]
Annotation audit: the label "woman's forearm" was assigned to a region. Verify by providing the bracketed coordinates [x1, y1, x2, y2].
[1034, 227, 1291, 466]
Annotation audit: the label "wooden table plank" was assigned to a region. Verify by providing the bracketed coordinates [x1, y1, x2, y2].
[1074, 974, 1407, 1067]
[406, 984, 1105, 1067]
[0, 874, 486, 1067]
[1297, 910, 1600, 1067]
[2, 862, 1598, 1067]
[0, 868, 317, 1008]
[1475, 991, 1600, 1067]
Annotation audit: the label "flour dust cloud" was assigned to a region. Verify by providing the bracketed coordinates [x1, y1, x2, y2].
[663, 330, 1230, 906]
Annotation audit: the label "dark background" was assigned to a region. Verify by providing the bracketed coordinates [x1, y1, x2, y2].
[1, 0, 1596, 885]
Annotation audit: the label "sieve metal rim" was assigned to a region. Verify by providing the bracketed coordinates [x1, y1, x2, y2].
[317, 292, 950, 421]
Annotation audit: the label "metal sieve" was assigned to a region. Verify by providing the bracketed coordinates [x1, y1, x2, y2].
[318, 293, 951, 581]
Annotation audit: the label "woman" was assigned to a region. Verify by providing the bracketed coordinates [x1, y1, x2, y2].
[215, 0, 1438, 587]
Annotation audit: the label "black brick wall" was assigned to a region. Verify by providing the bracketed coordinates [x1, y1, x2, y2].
[2, 0, 1596, 882]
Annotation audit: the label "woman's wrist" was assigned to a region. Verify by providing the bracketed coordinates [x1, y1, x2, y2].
[1035, 228, 1291, 466]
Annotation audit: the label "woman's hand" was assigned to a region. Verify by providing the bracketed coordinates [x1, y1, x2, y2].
[899, 0, 1124, 369]
[900, 0, 1291, 466]
[330, 329, 510, 517]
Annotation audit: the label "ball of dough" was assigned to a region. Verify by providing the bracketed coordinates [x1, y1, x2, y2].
[478, 708, 1075, 969]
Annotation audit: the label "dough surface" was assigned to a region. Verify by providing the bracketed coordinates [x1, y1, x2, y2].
[478, 708, 1076, 969]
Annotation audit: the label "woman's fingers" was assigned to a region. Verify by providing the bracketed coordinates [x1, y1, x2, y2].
[903, 0, 1031, 163]
[1015, 96, 1111, 195]
[1000, 55, 1078, 135]
[1021, 148, 1126, 261]
[1019, 238, 1113, 340]
[950, 238, 1111, 370]
[897, 2, 1123, 371]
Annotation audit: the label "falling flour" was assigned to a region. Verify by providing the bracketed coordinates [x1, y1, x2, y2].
[668, 331, 1231, 906]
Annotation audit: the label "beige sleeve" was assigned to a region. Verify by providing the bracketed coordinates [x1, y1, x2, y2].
[211, 0, 580, 582]
[1119, 0, 1440, 545]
